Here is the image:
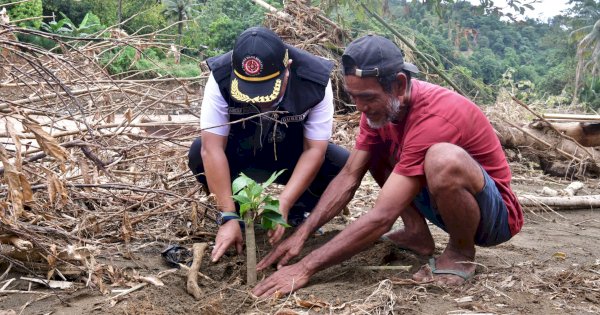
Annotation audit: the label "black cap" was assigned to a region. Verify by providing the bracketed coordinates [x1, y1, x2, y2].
[342, 34, 419, 78]
[230, 27, 288, 104]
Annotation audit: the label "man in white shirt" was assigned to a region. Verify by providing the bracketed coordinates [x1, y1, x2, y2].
[188, 27, 349, 262]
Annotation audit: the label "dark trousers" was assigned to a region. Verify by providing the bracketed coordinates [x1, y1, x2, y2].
[187, 138, 350, 223]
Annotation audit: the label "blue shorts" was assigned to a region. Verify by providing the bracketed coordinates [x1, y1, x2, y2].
[412, 167, 512, 247]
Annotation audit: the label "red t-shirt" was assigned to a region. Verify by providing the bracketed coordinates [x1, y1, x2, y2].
[355, 80, 523, 236]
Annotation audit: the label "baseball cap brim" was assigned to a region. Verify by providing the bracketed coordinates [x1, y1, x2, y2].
[403, 62, 419, 74]
[230, 69, 286, 104]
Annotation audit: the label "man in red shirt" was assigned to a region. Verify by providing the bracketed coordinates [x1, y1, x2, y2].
[252, 34, 523, 297]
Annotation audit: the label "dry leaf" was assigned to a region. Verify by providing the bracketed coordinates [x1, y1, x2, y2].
[19, 173, 33, 203]
[552, 252, 567, 260]
[6, 120, 22, 170]
[23, 121, 68, 162]
[295, 295, 329, 309]
[0, 144, 24, 218]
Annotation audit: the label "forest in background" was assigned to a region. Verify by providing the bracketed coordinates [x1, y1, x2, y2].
[1, 0, 599, 108]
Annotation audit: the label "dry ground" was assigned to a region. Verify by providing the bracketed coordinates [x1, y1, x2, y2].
[1, 175, 600, 315]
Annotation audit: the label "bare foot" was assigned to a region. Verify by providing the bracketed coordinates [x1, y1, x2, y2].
[412, 248, 476, 285]
[382, 228, 435, 257]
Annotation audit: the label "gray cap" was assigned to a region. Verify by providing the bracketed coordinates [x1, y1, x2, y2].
[342, 34, 419, 77]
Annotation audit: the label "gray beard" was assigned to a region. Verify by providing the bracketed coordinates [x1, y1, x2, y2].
[367, 97, 401, 129]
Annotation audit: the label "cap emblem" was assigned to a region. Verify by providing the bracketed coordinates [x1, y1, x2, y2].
[242, 56, 263, 76]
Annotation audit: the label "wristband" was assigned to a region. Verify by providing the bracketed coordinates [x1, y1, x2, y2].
[216, 211, 240, 226]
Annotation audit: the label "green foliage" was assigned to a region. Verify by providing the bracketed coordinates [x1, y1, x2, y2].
[43, 0, 94, 26]
[205, 15, 244, 54]
[231, 170, 289, 230]
[41, 12, 105, 37]
[188, 0, 265, 57]
[1, 0, 43, 28]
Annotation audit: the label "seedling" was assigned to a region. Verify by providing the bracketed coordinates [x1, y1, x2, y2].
[231, 170, 289, 285]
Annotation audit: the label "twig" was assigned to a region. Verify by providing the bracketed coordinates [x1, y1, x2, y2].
[109, 268, 177, 302]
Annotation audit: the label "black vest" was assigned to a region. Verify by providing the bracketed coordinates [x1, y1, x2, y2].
[207, 45, 334, 161]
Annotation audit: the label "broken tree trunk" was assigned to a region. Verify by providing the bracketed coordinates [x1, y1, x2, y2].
[491, 119, 600, 177]
[541, 121, 600, 147]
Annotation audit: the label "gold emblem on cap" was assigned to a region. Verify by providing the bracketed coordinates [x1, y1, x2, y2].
[230, 78, 282, 103]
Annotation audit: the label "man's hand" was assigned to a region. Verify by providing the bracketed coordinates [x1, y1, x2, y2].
[257, 232, 305, 271]
[211, 219, 243, 262]
[267, 223, 286, 246]
[252, 262, 312, 298]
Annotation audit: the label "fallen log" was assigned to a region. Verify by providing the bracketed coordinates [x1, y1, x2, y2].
[519, 194, 600, 209]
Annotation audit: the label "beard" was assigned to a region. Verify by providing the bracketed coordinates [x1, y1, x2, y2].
[366, 97, 402, 129]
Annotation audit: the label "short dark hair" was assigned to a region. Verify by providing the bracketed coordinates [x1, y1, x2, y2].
[378, 70, 412, 93]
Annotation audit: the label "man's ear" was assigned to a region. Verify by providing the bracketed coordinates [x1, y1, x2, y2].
[394, 72, 408, 97]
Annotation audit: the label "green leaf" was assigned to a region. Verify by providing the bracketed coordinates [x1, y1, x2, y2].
[261, 210, 290, 228]
[260, 216, 275, 230]
[80, 12, 90, 28]
[262, 201, 280, 213]
[249, 182, 263, 197]
[239, 203, 252, 217]
[232, 173, 253, 194]
[261, 169, 286, 189]
[232, 194, 251, 205]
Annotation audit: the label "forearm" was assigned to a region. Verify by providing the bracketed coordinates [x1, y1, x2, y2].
[301, 173, 421, 274]
[278, 147, 325, 214]
[295, 170, 362, 240]
[201, 148, 235, 211]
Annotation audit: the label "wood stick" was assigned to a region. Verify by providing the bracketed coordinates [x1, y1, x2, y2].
[186, 243, 208, 300]
[543, 113, 600, 121]
[359, 266, 411, 271]
[519, 194, 600, 209]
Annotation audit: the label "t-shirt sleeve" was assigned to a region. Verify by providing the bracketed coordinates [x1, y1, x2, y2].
[303, 80, 333, 140]
[355, 114, 383, 151]
[200, 73, 230, 136]
[394, 115, 461, 176]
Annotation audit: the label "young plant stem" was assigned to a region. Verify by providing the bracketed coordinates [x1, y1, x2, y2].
[244, 211, 257, 285]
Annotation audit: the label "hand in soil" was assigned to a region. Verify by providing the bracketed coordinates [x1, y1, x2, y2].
[211, 220, 243, 262]
[256, 232, 305, 271]
[267, 224, 286, 245]
[252, 262, 311, 298]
